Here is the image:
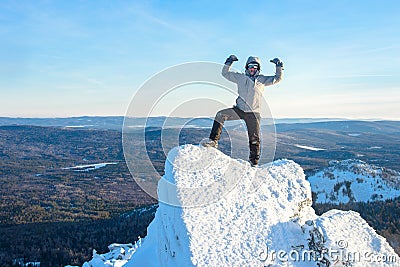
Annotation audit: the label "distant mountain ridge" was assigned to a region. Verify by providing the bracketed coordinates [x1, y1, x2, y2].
[2, 116, 394, 130]
[0, 116, 125, 130]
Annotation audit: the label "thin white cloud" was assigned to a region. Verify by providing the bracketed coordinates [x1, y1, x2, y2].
[87, 78, 104, 87]
[326, 74, 393, 78]
[126, 4, 198, 39]
[357, 45, 398, 55]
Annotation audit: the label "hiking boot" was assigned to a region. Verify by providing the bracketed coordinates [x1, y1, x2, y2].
[200, 138, 218, 148]
[249, 158, 259, 167]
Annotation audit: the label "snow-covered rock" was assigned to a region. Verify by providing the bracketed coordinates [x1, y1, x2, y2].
[308, 159, 400, 204]
[83, 145, 399, 267]
[82, 244, 139, 267]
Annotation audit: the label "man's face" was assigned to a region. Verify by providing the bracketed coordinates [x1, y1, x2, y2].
[247, 63, 258, 76]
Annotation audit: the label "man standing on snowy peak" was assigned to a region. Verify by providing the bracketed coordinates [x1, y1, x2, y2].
[202, 55, 283, 166]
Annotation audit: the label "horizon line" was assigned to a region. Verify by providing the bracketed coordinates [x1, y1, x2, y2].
[0, 115, 399, 122]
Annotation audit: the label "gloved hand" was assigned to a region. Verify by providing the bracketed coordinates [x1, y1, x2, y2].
[270, 58, 283, 68]
[225, 55, 238, 65]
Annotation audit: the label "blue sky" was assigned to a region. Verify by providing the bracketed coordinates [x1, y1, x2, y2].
[0, 0, 399, 119]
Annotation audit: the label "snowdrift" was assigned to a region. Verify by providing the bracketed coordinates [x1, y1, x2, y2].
[83, 145, 398, 267]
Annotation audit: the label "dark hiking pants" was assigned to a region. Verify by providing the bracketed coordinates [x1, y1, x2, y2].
[209, 106, 261, 164]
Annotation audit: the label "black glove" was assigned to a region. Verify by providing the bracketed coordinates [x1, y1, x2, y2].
[270, 58, 283, 68]
[225, 55, 238, 65]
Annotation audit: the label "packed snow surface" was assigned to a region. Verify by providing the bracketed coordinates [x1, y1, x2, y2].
[62, 162, 118, 171]
[82, 145, 398, 267]
[294, 144, 326, 151]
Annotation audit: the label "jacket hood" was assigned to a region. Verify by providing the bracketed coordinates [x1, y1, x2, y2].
[245, 56, 261, 77]
[245, 56, 261, 68]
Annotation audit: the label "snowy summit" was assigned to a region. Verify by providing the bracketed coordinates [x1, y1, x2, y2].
[83, 145, 398, 267]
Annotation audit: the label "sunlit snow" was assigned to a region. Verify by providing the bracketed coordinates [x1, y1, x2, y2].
[82, 146, 398, 267]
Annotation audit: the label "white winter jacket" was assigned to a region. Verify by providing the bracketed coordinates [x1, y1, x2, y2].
[221, 56, 283, 113]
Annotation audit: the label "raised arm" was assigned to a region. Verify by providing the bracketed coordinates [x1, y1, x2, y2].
[221, 55, 241, 83]
[260, 58, 284, 86]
